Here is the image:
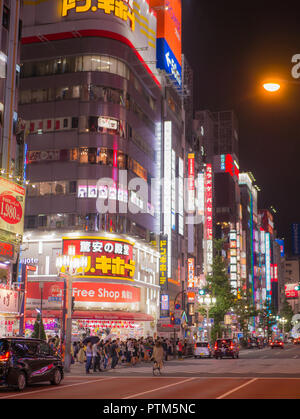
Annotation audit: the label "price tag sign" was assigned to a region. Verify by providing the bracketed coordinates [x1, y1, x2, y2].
[0, 177, 25, 235]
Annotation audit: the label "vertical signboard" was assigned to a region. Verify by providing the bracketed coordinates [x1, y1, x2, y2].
[150, 0, 182, 87]
[178, 157, 184, 235]
[159, 234, 168, 292]
[0, 177, 26, 236]
[188, 153, 195, 212]
[164, 121, 172, 276]
[229, 230, 237, 295]
[187, 258, 195, 288]
[265, 232, 271, 300]
[171, 149, 176, 230]
[205, 164, 213, 274]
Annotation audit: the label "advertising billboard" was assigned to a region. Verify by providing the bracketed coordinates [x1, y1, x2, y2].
[159, 234, 168, 291]
[26, 281, 141, 310]
[285, 283, 300, 299]
[205, 164, 213, 274]
[275, 238, 285, 258]
[60, 237, 135, 281]
[0, 177, 26, 236]
[0, 289, 19, 314]
[150, 0, 182, 86]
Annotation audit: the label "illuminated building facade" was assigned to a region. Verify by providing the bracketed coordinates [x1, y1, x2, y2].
[0, 0, 27, 336]
[19, 0, 187, 339]
[19, 0, 164, 339]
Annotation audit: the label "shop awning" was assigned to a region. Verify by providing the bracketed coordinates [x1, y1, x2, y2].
[25, 310, 154, 322]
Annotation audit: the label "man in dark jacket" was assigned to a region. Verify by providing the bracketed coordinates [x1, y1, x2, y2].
[111, 340, 119, 369]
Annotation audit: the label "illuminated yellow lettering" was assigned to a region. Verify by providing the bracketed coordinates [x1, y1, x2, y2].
[76, 0, 92, 12]
[127, 9, 135, 31]
[98, 0, 115, 14]
[62, 0, 76, 16]
[114, 0, 127, 19]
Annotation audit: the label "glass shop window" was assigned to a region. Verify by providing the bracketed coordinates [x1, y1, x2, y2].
[79, 148, 89, 163]
[19, 90, 31, 104]
[98, 148, 108, 165]
[53, 181, 66, 195]
[88, 148, 97, 164]
[39, 182, 52, 196]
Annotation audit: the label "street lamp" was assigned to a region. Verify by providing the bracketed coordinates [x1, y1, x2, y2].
[279, 317, 288, 335]
[198, 295, 216, 344]
[263, 82, 281, 92]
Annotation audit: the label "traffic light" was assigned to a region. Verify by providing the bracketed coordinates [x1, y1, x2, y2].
[295, 284, 300, 291]
[170, 313, 175, 324]
[71, 296, 75, 313]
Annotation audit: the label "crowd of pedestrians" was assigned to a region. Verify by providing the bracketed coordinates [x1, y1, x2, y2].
[71, 337, 192, 374]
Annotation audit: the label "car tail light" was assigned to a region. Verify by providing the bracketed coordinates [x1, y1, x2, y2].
[230, 345, 234, 350]
[280, 342, 283, 345]
[0, 351, 10, 362]
[214, 344, 218, 350]
[208, 344, 210, 349]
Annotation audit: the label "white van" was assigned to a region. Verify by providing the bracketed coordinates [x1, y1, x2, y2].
[194, 341, 212, 358]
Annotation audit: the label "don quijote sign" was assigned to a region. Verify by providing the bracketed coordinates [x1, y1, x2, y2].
[60, 237, 135, 281]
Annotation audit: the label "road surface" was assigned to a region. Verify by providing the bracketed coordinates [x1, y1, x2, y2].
[1, 343, 300, 399]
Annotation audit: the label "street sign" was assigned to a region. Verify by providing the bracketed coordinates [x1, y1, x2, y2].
[175, 303, 181, 310]
[174, 309, 182, 319]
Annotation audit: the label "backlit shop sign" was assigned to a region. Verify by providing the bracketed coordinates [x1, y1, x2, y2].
[188, 154, 195, 212]
[230, 230, 237, 295]
[220, 154, 239, 179]
[98, 117, 119, 131]
[285, 284, 300, 299]
[0, 241, 14, 261]
[159, 235, 168, 291]
[187, 258, 195, 288]
[205, 164, 213, 274]
[61, 237, 135, 281]
[152, 0, 182, 87]
[62, 0, 136, 31]
[265, 233, 271, 297]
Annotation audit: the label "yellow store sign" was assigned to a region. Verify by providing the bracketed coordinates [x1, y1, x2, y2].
[62, 0, 136, 31]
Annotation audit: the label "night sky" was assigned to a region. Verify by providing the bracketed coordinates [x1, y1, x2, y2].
[182, 0, 300, 254]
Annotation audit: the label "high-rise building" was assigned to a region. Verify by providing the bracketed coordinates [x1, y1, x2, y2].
[20, 0, 186, 340]
[0, 0, 27, 337]
[20, 0, 164, 339]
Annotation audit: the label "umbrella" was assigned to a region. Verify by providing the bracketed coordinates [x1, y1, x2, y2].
[82, 336, 100, 345]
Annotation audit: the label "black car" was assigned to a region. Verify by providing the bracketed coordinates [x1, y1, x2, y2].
[0, 337, 64, 391]
[214, 338, 239, 359]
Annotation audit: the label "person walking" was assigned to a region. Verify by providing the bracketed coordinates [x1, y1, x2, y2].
[110, 340, 119, 369]
[152, 341, 164, 375]
[178, 340, 183, 359]
[103, 341, 111, 370]
[85, 341, 93, 374]
[78, 343, 85, 364]
[93, 342, 102, 372]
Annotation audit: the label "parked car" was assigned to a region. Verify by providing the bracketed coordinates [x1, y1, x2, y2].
[0, 337, 64, 391]
[194, 341, 212, 358]
[214, 338, 239, 359]
[293, 337, 300, 345]
[270, 339, 284, 349]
